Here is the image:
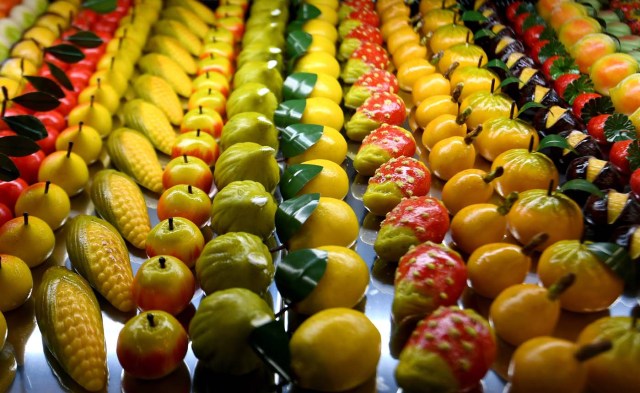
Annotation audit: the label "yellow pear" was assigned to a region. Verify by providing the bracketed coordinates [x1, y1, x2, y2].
[78, 79, 120, 114]
[0, 57, 38, 81]
[89, 69, 127, 97]
[37, 142, 89, 197]
[67, 95, 113, 138]
[55, 123, 103, 165]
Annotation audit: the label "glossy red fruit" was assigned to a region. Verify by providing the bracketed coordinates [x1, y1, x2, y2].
[348, 8, 380, 27]
[609, 139, 634, 175]
[513, 12, 532, 36]
[572, 92, 601, 119]
[506, 1, 524, 21]
[351, 41, 390, 70]
[554, 73, 581, 100]
[36, 128, 59, 155]
[529, 39, 549, 65]
[523, 24, 546, 49]
[33, 110, 66, 132]
[630, 168, 640, 196]
[586, 113, 610, 144]
[10, 150, 45, 185]
[0, 202, 12, 227]
[541, 55, 560, 80]
[345, 23, 383, 46]
[57, 91, 78, 116]
[0, 178, 28, 213]
[358, 91, 407, 126]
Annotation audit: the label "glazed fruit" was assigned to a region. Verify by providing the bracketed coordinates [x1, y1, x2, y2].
[429, 127, 481, 181]
[345, 91, 406, 141]
[450, 198, 515, 255]
[474, 104, 539, 162]
[353, 124, 416, 176]
[0, 213, 54, 268]
[441, 167, 504, 215]
[0, 254, 33, 312]
[214, 142, 279, 192]
[343, 68, 399, 109]
[145, 217, 205, 269]
[421, 111, 469, 151]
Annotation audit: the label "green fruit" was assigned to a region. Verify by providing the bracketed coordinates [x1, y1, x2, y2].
[220, 112, 279, 152]
[237, 44, 284, 74]
[214, 142, 280, 192]
[233, 61, 283, 102]
[189, 288, 274, 375]
[226, 82, 278, 120]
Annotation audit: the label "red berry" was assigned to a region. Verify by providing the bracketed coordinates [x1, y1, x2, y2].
[554, 73, 580, 100]
[609, 139, 634, 175]
[572, 92, 601, 119]
[523, 24, 546, 49]
[541, 55, 560, 80]
[630, 168, 640, 197]
[586, 114, 611, 145]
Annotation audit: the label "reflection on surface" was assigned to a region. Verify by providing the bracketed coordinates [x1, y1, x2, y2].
[121, 362, 191, 393]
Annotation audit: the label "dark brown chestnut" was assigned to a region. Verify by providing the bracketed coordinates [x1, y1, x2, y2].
[533, 105, 583, 137]
[583, 190, 640, 240]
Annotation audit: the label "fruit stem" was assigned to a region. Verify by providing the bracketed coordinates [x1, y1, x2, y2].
[497, 192, 518, 216]
[67, 142, 73, 158]
[269, 244, 286, 253]
[477, 55, 484, 68]
[23, 212, 28, 226]
[431, 51, 443, 66]
[97, 78, 101, 89]
[78, 121, 83, 133]
[465, 31, 470, 44]
[188, 185, 193, 194]
[443, 61, 459, 79]
[196, 129, 201, 137]
[464, 124, 482, 145]
[147, 313, 156, 328]
[110, 56, 115, 71]
[456, 107, 472, 125]
[159, 257, 166, 269]
[483, 166, 504, 183]
[451, 82, 463, 103]
[274, 304, 290, 319]
[182, 154, 188, 163]
[521, 233, 549, 256]
[574, 341, 612, 362]
[490, 78, 495, 94]
[45, 180, 51, 194]
[168, 217, 174, 231]
[528, 135, 534, 153]
[208, 88, 212, 95]
[547, 179, 555, 197]
[547, 273, 576, 300]
[1, 86, 7, 117]
[90, 94, 95, 108]
[509, 101, 516, 120]
[199, 105, 203, 115]
[118, 37, 123, 50]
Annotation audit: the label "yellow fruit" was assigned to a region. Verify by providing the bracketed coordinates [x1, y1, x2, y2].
[106, 128, 164, 194]
[0, 311, 5, 350]
[55, 124, 103, 165]
[153, 19, 202, 56]
[0, 57, 38, 81]
[145, 35, 197, 75]
[309, 73, 343, 105]
[303, 19, 339, 43]
[287, 126, 347, 165]
[0, 254, 33, 312]
[35, 267, 107, 392]
[301, 97, 344, 131]
[161, 6, 209, 38]
[294, 246, 370, 315]
[308, 34, 337, 57]
[66, 215, 135, 312]
[0, 77, 20, 99]
[133, 74, 183, 125]
[138, 53, 193, 97]
[10, 39, 43, 68]
[294, 51, 341, 80]
[290, 308, 381, 392]
[122, 99, 177, 155]
[37, 149, 90, 197]
[167, 0, 216, 24]
[77, 83, 121, 114]
[0, 214, 55, 268]
[288, 197, 359, 250]
[90, 169, 152, 249]
[412, 73, 452, 105]
[14, 181, 71, 230]
[297, 159, 349, 199]
[67, 100, 113, 138]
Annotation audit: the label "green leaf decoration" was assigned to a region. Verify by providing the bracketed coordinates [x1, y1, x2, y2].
[296, 3, 321, 20]
[275, 193, 320, 243]
[485, 58, 508, 73]
[274, 99, 306, 129]
[44, 44, 85, 64]
[586, 242, 636, 287]
[563, 74, 595, 105]
[604, 113, 637, 142]
[537, 134, 573, 151]
[522, 14, 545, 31]
[65, 31, 103, 48]
[549, 57, 579, 80]
[580, 96, 614, 124]
[249, 319, 293, 383]
[280, 164, 323, 200]
[627, 140, 640, 172]
[24, 76, 64, 98]
[538, 40, 567, 64]
[0, 153, 19, 181]
[474, 29, 496, 41]
[46, 61, 73, 91]
[559, 179, 605, 198]
[11, 91, 60, 112]
[499, 76, 520, 89]
[0, 135, 41, 157]
[461, 10, 487, 21]
[286, 30, 312, 62]
[539, 27, 557, 41]
[280, 123, 323, 158]
[286, 20, 305, 34]
[516, 2, 535, 15]
[283, 72, 318, 101]
[518, 101, 546, 117]
[275, 248, 328, 303]
[3, 115, 47, 141]
[82, 0, 117, 13]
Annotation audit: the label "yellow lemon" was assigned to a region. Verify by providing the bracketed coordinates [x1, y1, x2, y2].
[294, 51, 341, 79]
[294, 246, 370, 315]
[301, 97, 344, 131]
[0, 311, 6, 350]
[290, 308, 381, 392]
[303, 19, 339, 43]
[288, 197, 359, 250]
[287, 126, 347, 165]
[314, 4, 338, 25]
[309, 73, 342, 105]
[297, 159, 349, 199]
[308, 34, 337, 57]
[0, 254, 33, 312]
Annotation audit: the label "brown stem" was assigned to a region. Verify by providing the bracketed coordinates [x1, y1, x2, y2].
[490, 78, 496, 94]
[547, 273, 576, 300]
[477, 55, 484, 68]
[188, 185, 193, 194]
[269, 244, 286, 253]
[208, 88, 212, 95]
[509, 101, 516, 120]
[451, 82, 463, 103]
[168, 217, 174, 231]
[159, 257, 166, 269]
[497, 192, 518, 216]
[182, 154, 188, 163]
[110, 56, 115, 71]
[196, 129, 201, 137]
[465, 31, 470, 43]
[45, 180, 51, 194]
[199, 105, 203, 115]
[78, 122, 83, 133]
[464, 124, 482, 145]
[574, 341, 612, 362]
[1, 86, 7, 117]
[456, 107, 472, 125]
[67, 142, 74, 158]
[520, 233, 549, 256]
[483, 166, 503, 183]
[23, 212, 28, 226]
[90, 95, 95, 108]
[147, 313, 156, 327]
[444, 61, 459, 79]
[547, 179, 555, 197]
[528, 135, 535, 153]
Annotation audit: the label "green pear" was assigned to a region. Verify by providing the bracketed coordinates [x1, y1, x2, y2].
[233, 61, 283, 102]
[214, 142, 280, 192]
[220, 112, 279, 152]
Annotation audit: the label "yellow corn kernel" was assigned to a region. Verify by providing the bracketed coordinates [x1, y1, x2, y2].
[145, 35, 197, 75]
[134, 74, 184, 125]
[122, 99, 177, 155]
[138, 53, 193, 97]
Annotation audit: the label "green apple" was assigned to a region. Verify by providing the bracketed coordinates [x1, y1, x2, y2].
[0, 213, 55, 268]
[37, 143, 89, 197]
[220, 111, 279, 152]
[14, 181, 70, 230]
[55, 123, 103, 165]
[232, 61, 283, 102]
[145, 217, 205, 268]
[214, 142, 280, 192]
[157, 184, 211, 228]
[226, 82, 278, 120]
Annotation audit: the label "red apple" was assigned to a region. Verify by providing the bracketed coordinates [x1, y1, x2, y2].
[0, 178, 28, 213]
[33, 110, 66, 132]
[132, 255, 196, 315]
[145, 217, 205, 268]
[171, 130, 220, 166]
[68, 64, 95, 91]
[162, 155, 213, 192]
[0, 202, 12, 227]
[157, 184, 211, 227]
[57, 90, 78, 116]
[180, 106, 224, 138]
[36, 128, 59, 155]
[197, 55, 234, 80]
[10, 149, 45, 185]
[116, 310, 189, 380]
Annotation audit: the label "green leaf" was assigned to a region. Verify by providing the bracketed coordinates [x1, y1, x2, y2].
[11, 91, 60, 112]
[560, 179, 605, 198]
[296, 3, 321, 20]
[283, 72, 318, 101]
[537, 134, 573, 151]
[485, 58, 508, 73]
[2, 115, 47, 141]
[522, 14, 545, 31]
[549, 57, 579, 80]
[280, 164, 323, 200]
[604, 113, 637, 142]
[0, 153, 19, 181]
[580, 96, 614, 124]
[518, 101, 546, 117]
[280, 123, 323, 158]
[627, 140, 640, 172]
[65, 31, 103, 48]
[499, 76, 520, 89]
[539, 27, 557, 41]
[44, 44, 85, 64]
[0, 135, 41, 157]
[286, 30, 312, 63]
[474, 29, 496, 41]
[586, 242, 636, 287]
[563, 74, 595, 105]
[46, 61, 73, 91]
[538, 40, 567, 64]
[461, 10, 487, 21]
[249, 319, 292, 383]
[276, 193, 320, 243]
[275, 248, 328, 303]
[516, 2, 536, 15]
[274, 99, 306, 129]
[286, 20, 305, 35]
[24, 76, 64, 98]
[82, 0, 117, 13]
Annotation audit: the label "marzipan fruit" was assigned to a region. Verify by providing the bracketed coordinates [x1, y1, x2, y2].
[214, 142, 280, 192]
[122, 99, 177, 155]
[138, 53, 192, 97]
[133, 74, 183, 125]
[145, 35, 197, 75]
[107, 128, 164, 194]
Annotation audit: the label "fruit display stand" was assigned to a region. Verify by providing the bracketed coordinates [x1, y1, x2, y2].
[1, 0, 640, 392]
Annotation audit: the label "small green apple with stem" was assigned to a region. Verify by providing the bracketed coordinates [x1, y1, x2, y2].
[145, 217, 205, 268]
[171, 130, 219, 167]
[187, 87, 226, 116]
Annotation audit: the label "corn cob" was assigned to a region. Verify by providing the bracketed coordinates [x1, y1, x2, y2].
[161, 6, 209, 38]
[106, 128, 164, 193]
[138, 53, 192, 97]
[153, 19, 202, 57]
[145, 35, 197, 75]
[122, 99, 177, 155]
[90, 169, 152, 249]
[35, 267, 107, 392]
[166, 0, 216, 25]
[66, 215, 135, 312]
[133, 74, 183, 126]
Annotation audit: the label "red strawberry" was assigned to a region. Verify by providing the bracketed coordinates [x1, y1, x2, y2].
[513, 12, 531, 36]
[396, 306, 496, 393]
[610, 139, 634, 175]
[342, 41, 390, 83]
[347, 8, 380, 27]
[522, 24, 546, 49]
[505, 1, 523, 21]
[345, 23, 383, 46]
[346, 91, 407, 141]
[374, 195, 449, 261]
[554, 73, 580, 101]
[354, 124, 417, 176]
[344, 69, 399, 109]
[392, 242, 467, 322]
[541, 55, 561, 80]
[572, 92, 601, 119]
[528, 39, 549, 64]
[587, 113, 611, 145]
[630, 168, 640, 196]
